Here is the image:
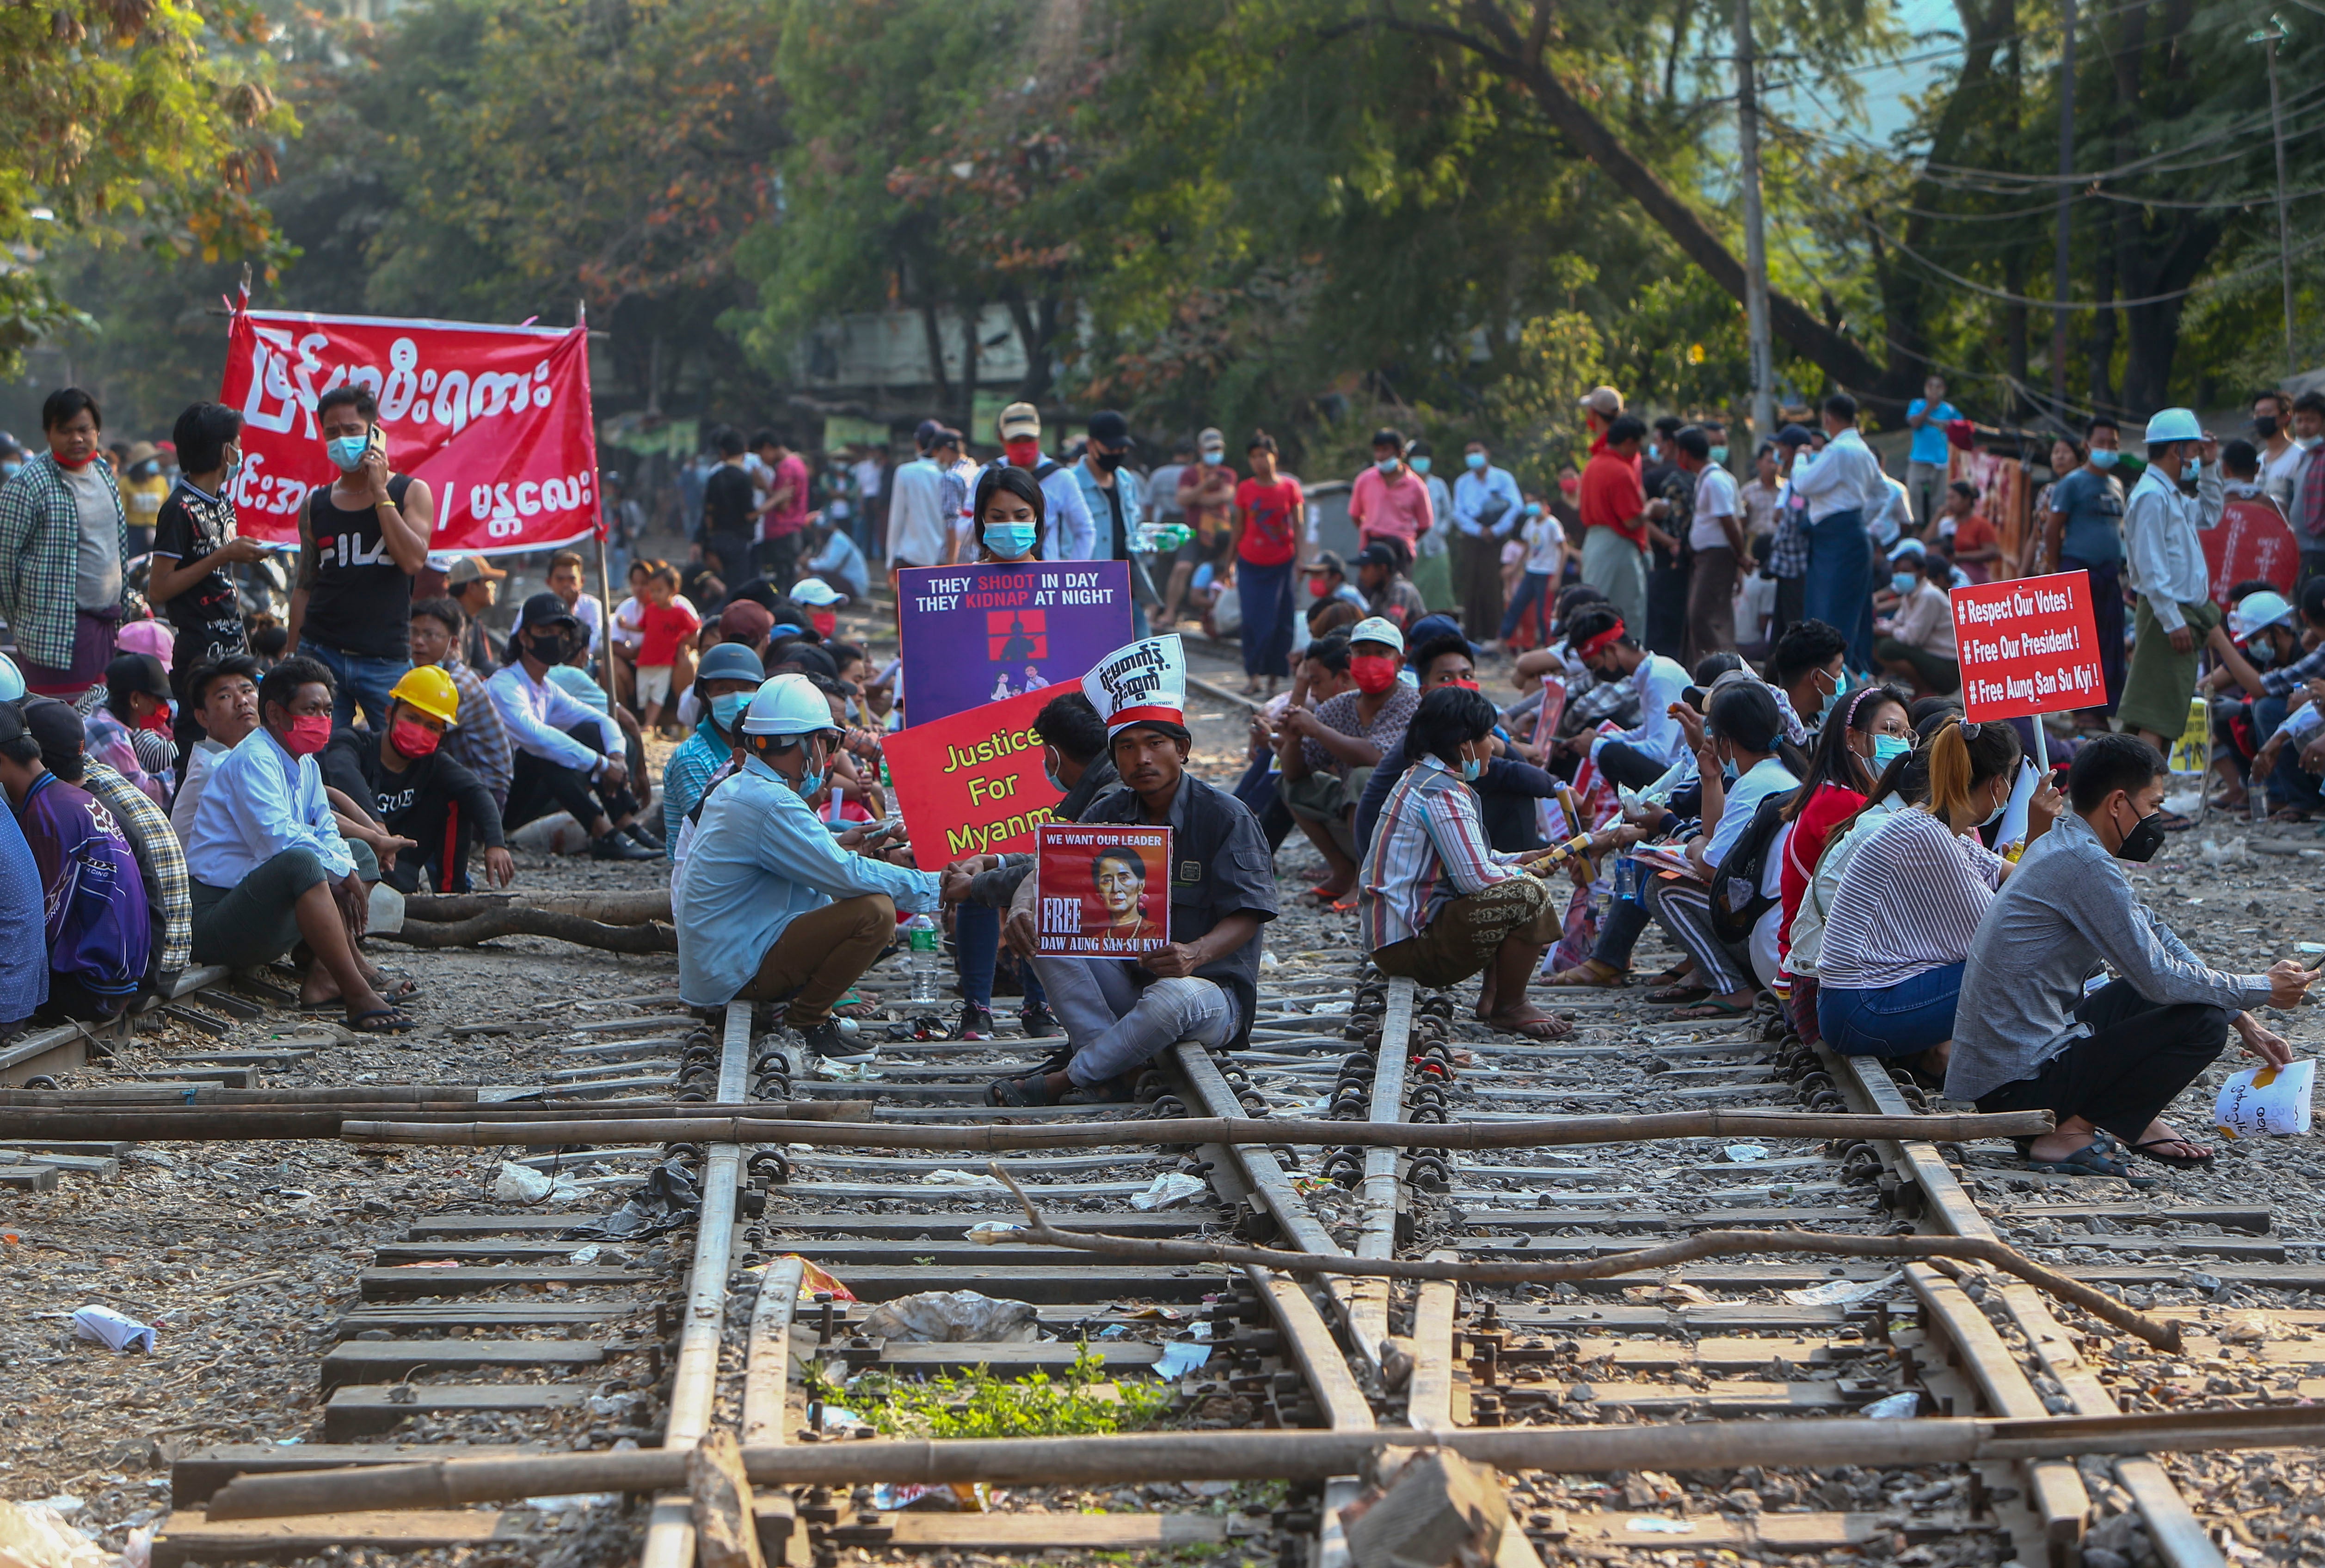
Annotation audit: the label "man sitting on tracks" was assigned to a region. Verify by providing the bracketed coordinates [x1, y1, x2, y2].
[1358, 685, 1581, 1040]
[988, 637, 1278, 1106]
[0, 701, 150, 1021]
[1950, 733, 2319, 1176]
[180, 655, 412, 1034]
[323, 665, 515, 896]
[676, 673, 941, 1057]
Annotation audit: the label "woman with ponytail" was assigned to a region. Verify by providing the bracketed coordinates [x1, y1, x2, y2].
[1814, 719, 2061, 1072]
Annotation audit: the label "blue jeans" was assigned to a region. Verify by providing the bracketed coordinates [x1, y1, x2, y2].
[1803, 508, 1874, 670]
[2257, 694, 2325, 811]
[1500, 570, 1553, 644]
[306, 642, 412, 732]
[954, 902, 1046, 1014]
[1236, 557, 1295, 679]
[1818, 962, 1964, 1057]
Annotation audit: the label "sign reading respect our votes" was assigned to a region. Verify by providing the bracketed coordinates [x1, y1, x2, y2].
[1950, 571, 2107, 722]
[897, 561, 1134, 724]
[882, 685, 1064, 861]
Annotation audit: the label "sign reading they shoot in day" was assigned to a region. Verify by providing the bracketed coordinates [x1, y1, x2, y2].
[1950, 571, 2107, 722]
[881, 685, 1064, 861]
[896, 561, 1134, 724]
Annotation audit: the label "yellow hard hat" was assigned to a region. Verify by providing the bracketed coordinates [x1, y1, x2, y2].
[390, 664, 460, 726]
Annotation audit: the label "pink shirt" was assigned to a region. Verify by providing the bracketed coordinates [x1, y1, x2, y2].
[1349, 467, 1433, 548]
[764, 453, 811, 539]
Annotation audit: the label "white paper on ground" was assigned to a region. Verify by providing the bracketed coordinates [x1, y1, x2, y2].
[1130, 1172, 1209, 1210]
[1154, 1341, 1212, 1378]
[1780, 1272, 1901, 1307]
[70, 1305, 155, 1353]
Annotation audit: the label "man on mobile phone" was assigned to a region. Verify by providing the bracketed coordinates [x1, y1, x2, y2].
[148, 401, 260, 762]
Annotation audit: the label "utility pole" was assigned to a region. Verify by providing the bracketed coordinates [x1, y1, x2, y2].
[1734, 0, 1775, 442]
[2252, 15, 2296, 375]
[2051, 0, 2075, 409]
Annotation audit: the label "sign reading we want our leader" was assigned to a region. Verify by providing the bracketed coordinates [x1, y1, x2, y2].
[1949, 572, 2106, 722]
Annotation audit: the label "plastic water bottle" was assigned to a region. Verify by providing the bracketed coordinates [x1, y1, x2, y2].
[905, 914, 940, 1004]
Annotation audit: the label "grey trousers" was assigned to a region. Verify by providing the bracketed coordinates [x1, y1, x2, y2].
[1030, 956, 1235, 1087]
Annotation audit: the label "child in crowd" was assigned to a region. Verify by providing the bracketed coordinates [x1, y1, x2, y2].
[633, 566, 702, 738]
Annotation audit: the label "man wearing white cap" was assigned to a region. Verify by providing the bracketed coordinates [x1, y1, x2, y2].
[1276, 615, 1419, 902]
[989, 636, 1278, 1106]
[677, 673, 942, 1056]
[2119, 408, 2223, 771]
[966, 402, 1096, 563]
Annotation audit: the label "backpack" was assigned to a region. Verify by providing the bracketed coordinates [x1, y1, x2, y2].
[1707, 794, 1786, 944]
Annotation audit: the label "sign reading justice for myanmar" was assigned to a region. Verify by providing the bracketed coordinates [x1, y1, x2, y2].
[1949, 571, 2107, 722]
[881, 685, 1063, 860]
[897, 562, 1134, 724]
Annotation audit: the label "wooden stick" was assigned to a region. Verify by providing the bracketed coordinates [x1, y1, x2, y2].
[988, 1167, 2180, 1352]
[378, 909, 677, 953]
[404, 891, 673, 925]
[336, 1108, 2054, 1150]
[0, 1101, 874, 1142]
[201, 1406, 2325, 1519]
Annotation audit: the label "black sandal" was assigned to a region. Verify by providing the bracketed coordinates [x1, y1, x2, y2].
[2024, 1137, 2156, 1185]
[346, 1006, 414, 1035]
[2131, 1136, 2215, 1170]
[986, 1072, 1059, 1107]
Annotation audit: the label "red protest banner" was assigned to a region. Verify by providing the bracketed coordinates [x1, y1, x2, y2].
[2204, 497, 2299, 609]
[1950, 571, 2106, 721]
[217, 299, 600, 554]
[882, 685, 1064, 860]
[1033, 823, 1172, 958]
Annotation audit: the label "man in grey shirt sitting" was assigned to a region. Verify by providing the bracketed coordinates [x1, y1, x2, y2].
[1950, 733, 2316, 1176]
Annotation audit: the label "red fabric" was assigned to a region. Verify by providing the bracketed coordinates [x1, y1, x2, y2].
[1778, 782, 1865, 955]
[1235, 477, 1304, 566]
[1579, 449, 1648, 548]
[635, 600, 701, 666]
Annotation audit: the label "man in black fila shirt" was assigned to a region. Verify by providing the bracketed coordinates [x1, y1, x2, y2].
[148, 401, 263, 763]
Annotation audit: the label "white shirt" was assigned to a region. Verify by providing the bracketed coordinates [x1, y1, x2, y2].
[487, 662, 626, 772]
[568, 593, 606, 655]
[170, 738, 228, 848]
[1589, 652, 1692, 768]
[1790, 429, 1886, 522]
[2122, 461, 2224, 634]
[885, 457, 949, 569]
[1689, 466, 1741, 552]
[1521, 508, 1566, 575]
[2263, 441, 2306, 508]
[852, 457, 884, 502]
[1873, 475, 1914, 546]
[183, 726, 355, 888]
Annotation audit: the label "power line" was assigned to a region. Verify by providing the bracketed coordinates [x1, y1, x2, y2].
[1869, 217, 2325, 309]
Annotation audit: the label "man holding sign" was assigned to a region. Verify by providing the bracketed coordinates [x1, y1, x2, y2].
[987, 637, 1277, 1107]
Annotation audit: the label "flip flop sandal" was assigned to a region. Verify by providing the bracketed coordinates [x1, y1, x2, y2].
[1486, 1011, 1573, 1041]
[1669, 997, 1753, 1021]
[985, 1072, 1058, 1107]
[1546, 961, 1626, 988]
[2024, 1138, 2155, 1184]
[2131, 1137, 2215, 1170]
[1644, 984, 1710, 1005]
[1060, 1073, 1140, 1105]
[346, 1006, 414, 1035]
[2155, 809, 2195, 833]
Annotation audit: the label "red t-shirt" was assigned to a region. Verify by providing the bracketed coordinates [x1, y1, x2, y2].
[1778, 782, 1865, 956]
[1952, 513, 1997, 583]
[636, 600, 702, 666]
[1235, 477, 1304, 567]
[1579, 449, 1648, 549]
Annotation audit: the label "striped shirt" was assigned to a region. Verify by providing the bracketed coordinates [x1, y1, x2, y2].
[1817, 808, 2005, 991]
[1358, 755, 1526, 952]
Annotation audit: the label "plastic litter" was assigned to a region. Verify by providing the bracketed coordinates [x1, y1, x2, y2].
[1154, 1341, 1211, 1378]
[1781, 1273, 1900, 1307]
[871, 1483, 987, 1513]
[918, 1169, 1004, 1189]
[1130, 1172, 1209, 1210]
[859, 1290, 1038, 1344]
[366, 882, 406, 935]
[492, 1161, 584, 1205]
[560, 1157, 702, 1241]
[964, 1222, 1022, 1244]
[1862, 1391, 1921, 1418]
[1720, 1144, 1770, 1163]
[815, 1059, 884, 1082]
[2215, 1059, 2315, 1138]
[1626, 1517, 1696, 1534]
[567, 1244, 602, 1265]
[70, 1305, 155, 1354]
[0, 1500, 109, 1568]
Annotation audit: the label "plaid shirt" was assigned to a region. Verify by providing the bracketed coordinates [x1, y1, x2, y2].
[2261, 641, 2325, 698]
[1358, 755, 1526, 951]
[0, 453, 129, 669]
[437, 656, 514, 807]
[662, 717, 730, 857]
[81, 760, 192, 980]
[1766, 484, 1810, 579]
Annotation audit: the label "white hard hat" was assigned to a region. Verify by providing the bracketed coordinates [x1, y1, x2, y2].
[2143, 408, 2202, 446]
[0, 653, 22, 704]
[738, 673, 835, 737]
[2232, 589, 2295, 640]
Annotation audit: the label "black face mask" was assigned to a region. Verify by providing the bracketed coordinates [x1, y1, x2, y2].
[2256, 416, 2280, 439]
[2111, 801, 2167, 863]
[528, 630, 572, 665]
[1094, 447, 1126, 472]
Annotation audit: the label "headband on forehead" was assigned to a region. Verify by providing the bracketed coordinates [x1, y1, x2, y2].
[1575, 620, 1627, 659]
[1841, 684, 1877, 730]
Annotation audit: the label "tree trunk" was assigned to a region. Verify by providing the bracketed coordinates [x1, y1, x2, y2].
[920, 300, 953, 410]
[379, 908, 678, 953]
[404, 891, 672, 925]
[959, 303, 981, 437]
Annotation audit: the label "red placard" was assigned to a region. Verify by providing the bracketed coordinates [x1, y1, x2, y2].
[2205, 497, 2300, 609]
[1950, 571, 2106, 721]
[217, 300, 601, 554]
[881, 685, 1064, 860]
[1033, 823, 1172, 958]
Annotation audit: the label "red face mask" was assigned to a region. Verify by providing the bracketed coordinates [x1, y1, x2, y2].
[137, 705, 173, 735]
[282, 715, 332, 756]
[1557, 477, 1581, 497]
[1350, 655, 1401, 694]
[390, 718, 442, 759]
[1004, 438, 1042, 469]
[810, 610, 837, 639]
[1445, 677, 1481, 691]
[1308, 577, 1329, 598]
[54, 450, 95, 470]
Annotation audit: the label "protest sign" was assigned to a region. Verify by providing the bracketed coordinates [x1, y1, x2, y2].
[218, 296, 600, 554]
[1033, 823, 1172, 958]
[882, 686, 1063, 860]
[1950, 572, 2106, 723]
[2205, 496, 2300, 608]
[898, 561, 1134, 723]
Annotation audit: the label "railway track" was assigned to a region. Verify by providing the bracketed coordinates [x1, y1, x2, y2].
[22, 931, 2314, 1568]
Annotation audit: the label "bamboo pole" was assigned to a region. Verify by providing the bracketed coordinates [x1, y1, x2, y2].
[201, 1406, 2325, 1519]
[0, 1101, 874, 1142]
[336, 1108, 2053, 1151]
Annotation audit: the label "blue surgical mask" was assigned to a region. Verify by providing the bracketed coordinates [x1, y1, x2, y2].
[791, 745, 825, 799]
[1464, 452, 1487, 472]
[2088, 448, 2119, 469]
[1042, 747, 1067, 794]
[0, 460, 21, 478]
[1201, 450, 1224, 466]
[1722, 760, 1739, 784]
[984, 521, 1036, 559]
[1525, 502, 1543, 518]
[1376, 458, 1400, 476]
[1710, 446, 1728, 465]
[711, 692, 750, 731]
[1460, 752, 1483, 783]
[1411, 456, 1432, 475]
[327, 435, 370, 473]
[1871, 733, 1912, 768]
[1816, 674, 1845, 727]
[1891, 572, 1918, 597]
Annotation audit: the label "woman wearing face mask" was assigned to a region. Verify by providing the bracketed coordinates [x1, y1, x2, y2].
[1871, 548, 1960, 698]
[973, 463, 1047, 569]
[1276, 617, 1420, 903]
[1814, 719, 2060, 1073]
